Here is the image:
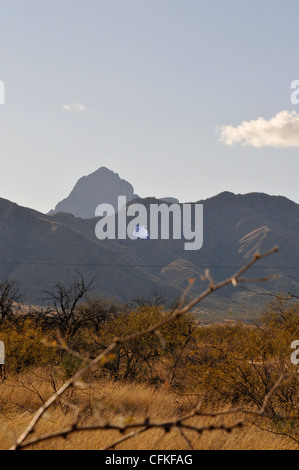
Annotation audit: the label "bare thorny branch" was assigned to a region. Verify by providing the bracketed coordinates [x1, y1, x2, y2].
[10, 246, 298, 451]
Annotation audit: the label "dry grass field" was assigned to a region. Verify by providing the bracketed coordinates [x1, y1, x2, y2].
[0, 373, 297, 450]
[0, 266, 298, 451]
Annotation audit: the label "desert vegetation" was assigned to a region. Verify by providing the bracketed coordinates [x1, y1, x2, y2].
[0, 248, 298, 450]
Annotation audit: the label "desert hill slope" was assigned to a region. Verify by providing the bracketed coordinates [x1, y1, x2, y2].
[0, 186, 298, 320]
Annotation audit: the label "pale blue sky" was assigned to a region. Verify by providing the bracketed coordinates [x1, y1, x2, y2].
[0, 0, 299, 213]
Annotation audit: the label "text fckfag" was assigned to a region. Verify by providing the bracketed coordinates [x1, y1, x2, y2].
[95, 196, 203, 251]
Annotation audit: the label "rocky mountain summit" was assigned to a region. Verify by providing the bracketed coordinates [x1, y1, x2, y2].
[48, 167, 138, 219]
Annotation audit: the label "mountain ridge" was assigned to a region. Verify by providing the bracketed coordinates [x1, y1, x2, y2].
[48, 167, 139, 219]
[48, 167, 180, 219]
[0, 184, 298, 321]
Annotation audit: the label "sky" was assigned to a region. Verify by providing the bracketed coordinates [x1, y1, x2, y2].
[0, 0, 299, 214]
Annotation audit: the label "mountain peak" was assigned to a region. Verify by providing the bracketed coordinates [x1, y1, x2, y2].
[48, 167, 139, 219]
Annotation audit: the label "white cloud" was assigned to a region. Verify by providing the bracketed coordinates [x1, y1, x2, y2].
[218, 110, 299, 148]
[63, 103, 86, 112]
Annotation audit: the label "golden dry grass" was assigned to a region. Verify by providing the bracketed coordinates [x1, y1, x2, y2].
[0, 372, 296, 450]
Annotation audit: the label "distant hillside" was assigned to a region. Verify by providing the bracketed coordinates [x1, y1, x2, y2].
[0, 198, 178, 305]
[0, 188, 298, 322]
